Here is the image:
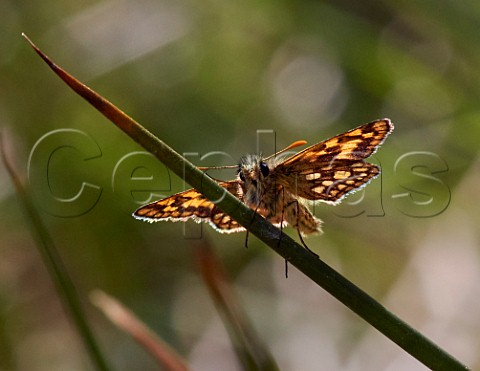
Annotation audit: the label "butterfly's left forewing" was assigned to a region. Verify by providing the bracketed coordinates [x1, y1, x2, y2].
[133, 181, 245, 233]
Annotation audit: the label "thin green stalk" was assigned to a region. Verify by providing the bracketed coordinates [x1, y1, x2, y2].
[0, 133, 111, 371]
[23, 34, 469, 371]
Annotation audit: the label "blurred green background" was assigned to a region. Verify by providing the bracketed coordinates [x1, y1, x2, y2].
[1, 0, 480, 370]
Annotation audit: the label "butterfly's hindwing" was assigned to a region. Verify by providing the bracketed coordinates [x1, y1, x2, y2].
[287, 160, 380, 203]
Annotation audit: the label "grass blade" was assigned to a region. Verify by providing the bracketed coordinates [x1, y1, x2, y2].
[0, 132, 111, 371]
[91, 290, 188, 371]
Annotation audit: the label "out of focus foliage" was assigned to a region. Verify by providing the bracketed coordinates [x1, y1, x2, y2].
[1, 1, 479, 370]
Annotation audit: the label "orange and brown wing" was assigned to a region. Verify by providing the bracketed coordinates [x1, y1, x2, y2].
[280, 160, 381, 204]
[279, 119, 393, 167]
[274, 119, 393, 203]
[133, 181, 246, 233]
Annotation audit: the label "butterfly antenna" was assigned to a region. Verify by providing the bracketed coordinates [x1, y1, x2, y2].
[197, 164, 238, 171]
[264, 140, 307, 161]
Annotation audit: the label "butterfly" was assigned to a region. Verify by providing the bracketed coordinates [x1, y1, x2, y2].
[133, 119, 394, 239]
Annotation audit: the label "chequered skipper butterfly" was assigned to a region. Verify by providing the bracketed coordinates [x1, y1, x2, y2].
[133, 119, 394, 239]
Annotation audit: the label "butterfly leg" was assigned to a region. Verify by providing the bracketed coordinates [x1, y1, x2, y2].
[244, 230, 249, 248]
[245, 187, 271, 249]
[278, 186, 286, 245]
[296, 227, 319, 258]
[279, 187, 289, 278]
[286, 200, 319, 258]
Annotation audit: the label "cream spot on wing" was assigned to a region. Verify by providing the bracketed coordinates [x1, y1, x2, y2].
[346, 180, 355, 185]
[313, 186, 325, 194]
[322, 180, 334, 187]
[334, 170, 351, 179]
[306, 173, 321, 180]
[337, 184, 347, 190]
[183, 199, 196, 208]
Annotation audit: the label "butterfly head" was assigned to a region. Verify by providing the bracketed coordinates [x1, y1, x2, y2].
[237, 154, 271, 205]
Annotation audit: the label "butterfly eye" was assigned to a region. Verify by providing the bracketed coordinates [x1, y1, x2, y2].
[239, 171, 245, 182]
[260, 162, 270, 177]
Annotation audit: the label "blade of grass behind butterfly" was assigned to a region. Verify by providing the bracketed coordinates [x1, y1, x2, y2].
[192, 239, 279, 371]
[0, 133, 111, 371]
[91, 290, 188, 371]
